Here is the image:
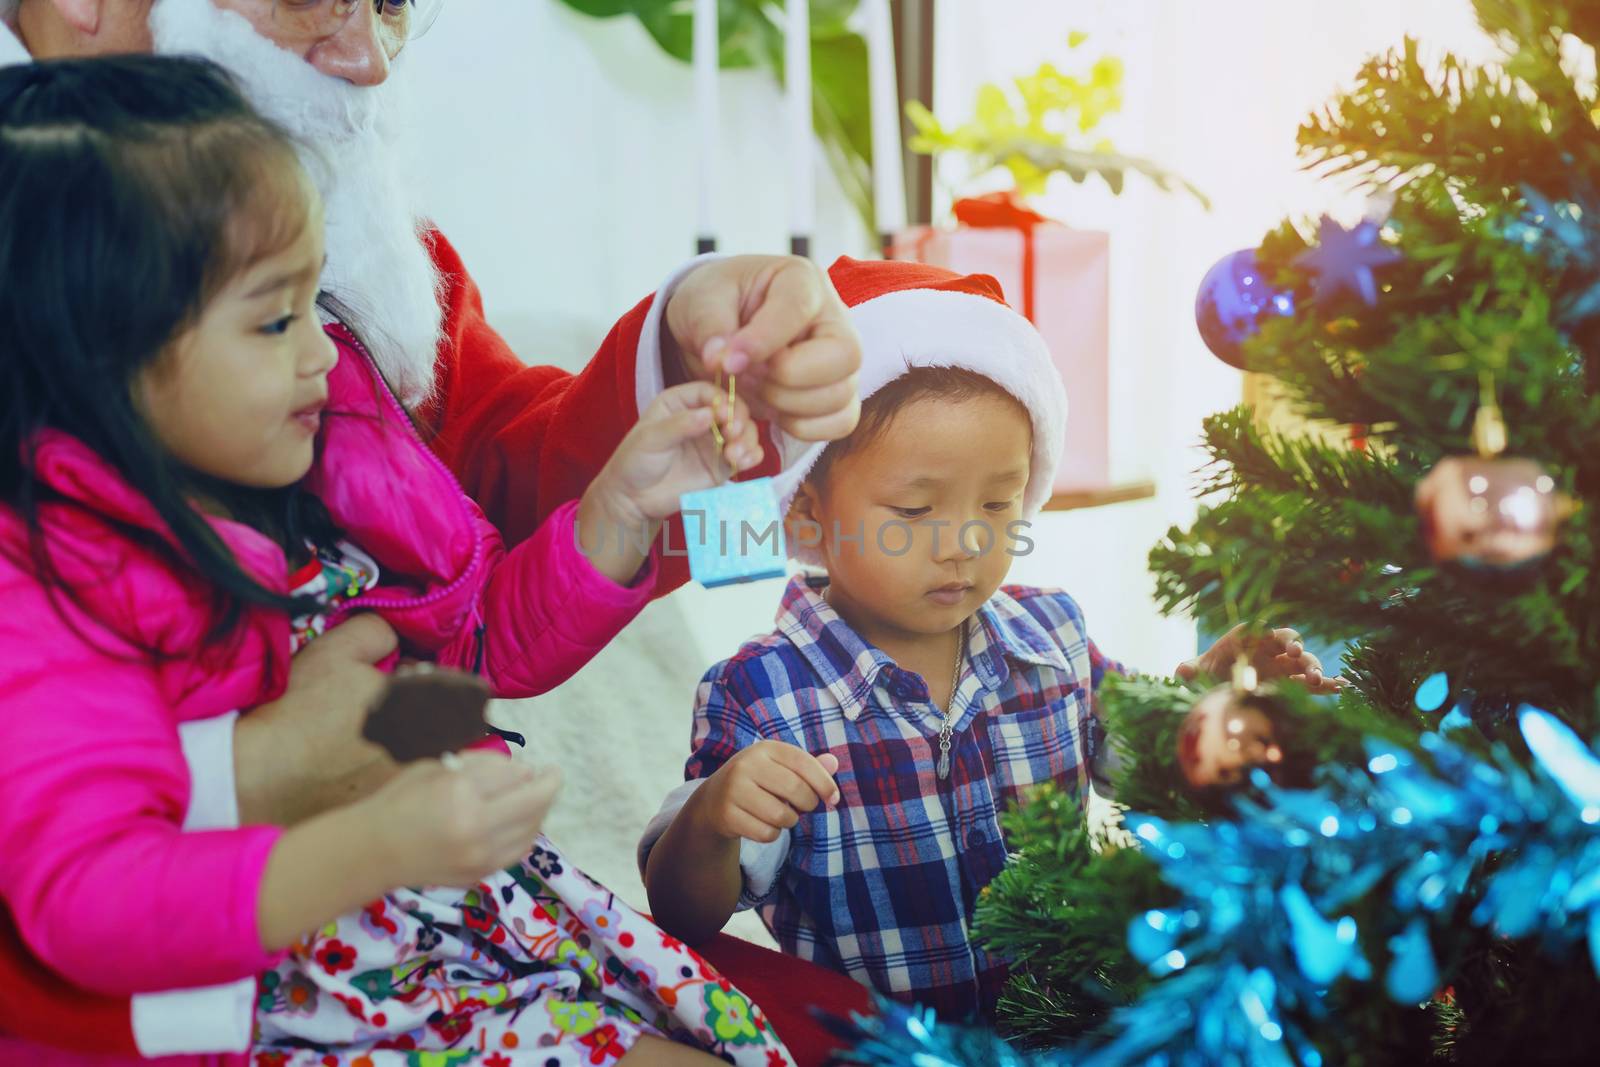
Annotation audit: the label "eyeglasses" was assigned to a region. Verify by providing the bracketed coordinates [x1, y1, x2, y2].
[268, 0, 445, 53]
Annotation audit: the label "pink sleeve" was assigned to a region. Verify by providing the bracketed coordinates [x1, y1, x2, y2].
[0, 570, 285, 996]
[440, 499, 657, 697]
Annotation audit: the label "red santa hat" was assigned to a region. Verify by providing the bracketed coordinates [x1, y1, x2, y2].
[777, 256, 1067, 533]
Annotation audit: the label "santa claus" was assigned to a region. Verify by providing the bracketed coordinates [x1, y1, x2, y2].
[0, 1, 868, 1063]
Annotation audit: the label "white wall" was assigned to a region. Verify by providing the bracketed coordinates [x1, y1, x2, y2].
[405, 0, 870, 370]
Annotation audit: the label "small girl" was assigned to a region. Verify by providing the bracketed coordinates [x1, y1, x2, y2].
[0, 56, 789, 1066]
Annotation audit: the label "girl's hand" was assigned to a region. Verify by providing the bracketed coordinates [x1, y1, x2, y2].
[576, 380, 763, 585]
[361, 753, 562, 889]
[1177, 622, 1345, 695]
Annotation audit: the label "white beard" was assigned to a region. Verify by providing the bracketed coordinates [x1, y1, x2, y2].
[150, 0, 444, 407]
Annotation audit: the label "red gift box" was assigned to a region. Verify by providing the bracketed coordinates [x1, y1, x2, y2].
[890, 192, 1111, 493]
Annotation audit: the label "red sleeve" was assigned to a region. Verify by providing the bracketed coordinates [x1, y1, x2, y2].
[415, 230, 779, 597]
[0, 906, 139, 1055]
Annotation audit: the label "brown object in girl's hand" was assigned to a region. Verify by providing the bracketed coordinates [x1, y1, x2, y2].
[362, 667, 492, 763]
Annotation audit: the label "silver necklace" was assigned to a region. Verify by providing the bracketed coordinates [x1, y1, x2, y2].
[821, 586, 966, 780]
[936, 621, 966, 780]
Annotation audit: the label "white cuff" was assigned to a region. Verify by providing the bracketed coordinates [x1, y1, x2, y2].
[637, 777, 791, 912]
[178, 712, 241, 831]
[131, 977, 255, 1054]
[735, 827, 790, 909]
[634, 252, 726, 416]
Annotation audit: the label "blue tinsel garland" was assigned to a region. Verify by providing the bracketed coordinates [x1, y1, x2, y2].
[828, 706, 1600, 1066]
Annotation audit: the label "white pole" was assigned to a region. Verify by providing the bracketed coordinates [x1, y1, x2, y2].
[866, 0, 906, 256]
[786, 0, 814, 257]
[694, 0, 719, 253]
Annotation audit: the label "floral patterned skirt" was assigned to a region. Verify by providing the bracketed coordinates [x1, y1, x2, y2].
[254, 835, 792, 1066]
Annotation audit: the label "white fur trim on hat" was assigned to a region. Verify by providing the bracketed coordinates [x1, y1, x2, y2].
[778, 287, 1067, 562]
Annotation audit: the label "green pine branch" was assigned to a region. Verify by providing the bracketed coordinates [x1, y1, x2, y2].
[974, 2, 1600, 1056]
[1298, 36, 1600, 205]
[972, 785, 1173, 1046]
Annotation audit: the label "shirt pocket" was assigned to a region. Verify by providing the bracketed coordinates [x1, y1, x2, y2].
[982, 691, 1091, 802]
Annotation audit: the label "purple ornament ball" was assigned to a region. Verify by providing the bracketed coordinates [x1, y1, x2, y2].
[1195, 248, 1296, 369]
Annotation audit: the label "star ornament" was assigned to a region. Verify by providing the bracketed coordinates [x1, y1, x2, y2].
[1294, 216, 1403, 307]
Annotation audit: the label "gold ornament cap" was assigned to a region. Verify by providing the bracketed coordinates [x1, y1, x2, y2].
[1231, 655, 1258, 693]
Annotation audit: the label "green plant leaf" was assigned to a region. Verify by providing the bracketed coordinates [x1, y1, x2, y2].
[997, 141, 1211, 208]
[556, 0, 636, 16]
[809, 28, 875, 229]
[909, 37, 1205, 209]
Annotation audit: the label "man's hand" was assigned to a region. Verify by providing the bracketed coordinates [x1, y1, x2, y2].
[665, 255, 862, 444]
[235, 615, 402, 826]
[1176, 622, 1345, 695]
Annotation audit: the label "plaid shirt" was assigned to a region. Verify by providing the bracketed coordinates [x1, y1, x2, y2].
[684, 574, 1126, 1019]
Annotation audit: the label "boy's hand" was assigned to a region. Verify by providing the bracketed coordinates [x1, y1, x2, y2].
[1177, 622, 1345, 695]
[694, 741, 840, 844]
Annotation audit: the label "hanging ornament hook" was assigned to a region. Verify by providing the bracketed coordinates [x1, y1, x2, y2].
[1232, 654, 1259, 694]
[1217, 556, 1267, 693]
[709, 372, 737, 484]
[1472, 370, 1507, 459]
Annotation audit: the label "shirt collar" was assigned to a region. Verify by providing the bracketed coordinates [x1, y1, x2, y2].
[775, 574, 897, 720]
[970, 587, 1072, 687]
[1, 18, 29, 68]
[776, 576, 1071, 719]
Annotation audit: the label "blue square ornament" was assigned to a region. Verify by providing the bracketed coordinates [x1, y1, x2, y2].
[679, 477, 789, 588]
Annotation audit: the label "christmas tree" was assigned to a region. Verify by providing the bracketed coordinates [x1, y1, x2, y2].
[835, 1, 1600, 1063]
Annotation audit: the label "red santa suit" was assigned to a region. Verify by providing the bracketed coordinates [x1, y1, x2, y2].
[0, 232, 869, 1065]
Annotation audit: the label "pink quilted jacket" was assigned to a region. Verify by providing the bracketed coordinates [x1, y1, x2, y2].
[0, 326, 654, 1031]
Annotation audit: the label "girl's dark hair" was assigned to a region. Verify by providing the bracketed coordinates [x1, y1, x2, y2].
[805, 366, 1031, 488]
[0, 55, 329, 645]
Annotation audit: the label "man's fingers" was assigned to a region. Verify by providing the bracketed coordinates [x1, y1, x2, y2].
[673, 277, 746, 376]
[776, 398, 863, 444]
[1289, 672, 1345, 694]
[313, 613, 400, 664]
[1269, 627, 1302, 654]
[725, 259, 828, 369]
[760, 326, 862, 391]
[756, 374, 861, 421]
[1222, 622, 1253, 643]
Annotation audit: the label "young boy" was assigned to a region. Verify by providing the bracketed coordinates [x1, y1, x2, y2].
[639, 258, 1336, 1020]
